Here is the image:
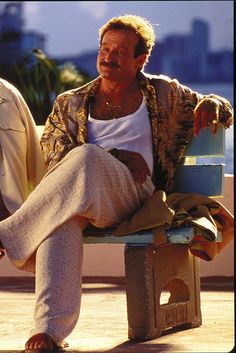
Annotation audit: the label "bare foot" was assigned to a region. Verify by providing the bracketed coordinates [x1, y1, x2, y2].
[25, 333, 56, 352]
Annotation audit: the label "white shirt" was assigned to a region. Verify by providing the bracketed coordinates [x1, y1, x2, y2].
[87, 97, 153, 174]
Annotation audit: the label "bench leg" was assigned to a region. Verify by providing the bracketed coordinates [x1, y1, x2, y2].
[125, 243, 202, 340]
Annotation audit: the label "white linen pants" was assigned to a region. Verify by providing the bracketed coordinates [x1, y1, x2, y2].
[0, 144, 155, 345]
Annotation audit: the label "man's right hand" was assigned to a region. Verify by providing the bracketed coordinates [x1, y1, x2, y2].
[114, 149, 151, 184]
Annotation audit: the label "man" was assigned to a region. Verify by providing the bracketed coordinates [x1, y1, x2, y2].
[0, 15, 233, 352]
[0, 78, 46, 258]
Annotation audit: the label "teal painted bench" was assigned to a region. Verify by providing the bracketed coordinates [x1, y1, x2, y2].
[38, 126, 224, 340]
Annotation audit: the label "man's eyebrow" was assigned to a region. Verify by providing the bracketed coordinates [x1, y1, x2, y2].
[100, 42, 129, 51]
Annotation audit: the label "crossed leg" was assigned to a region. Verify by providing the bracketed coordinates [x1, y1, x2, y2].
[0, 144, 155, 350]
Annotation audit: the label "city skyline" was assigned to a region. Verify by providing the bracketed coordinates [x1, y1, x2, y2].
[0, 3, 233, 85]
[0, 1, 233, 57]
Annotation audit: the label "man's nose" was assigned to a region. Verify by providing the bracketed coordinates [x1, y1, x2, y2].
[105, 50, 117, 61]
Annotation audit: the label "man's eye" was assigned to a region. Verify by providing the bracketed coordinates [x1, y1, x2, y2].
[100, 47, 109, 54]
[117, 50, 126, 57]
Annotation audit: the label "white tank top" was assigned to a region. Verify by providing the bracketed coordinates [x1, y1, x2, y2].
[87, 97, 153, 174]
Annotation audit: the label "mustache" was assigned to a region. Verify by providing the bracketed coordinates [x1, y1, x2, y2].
[100, 60, 120, 69]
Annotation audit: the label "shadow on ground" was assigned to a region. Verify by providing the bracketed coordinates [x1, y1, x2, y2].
[95, 341, 179, 353]
[0, 276, 234, 293]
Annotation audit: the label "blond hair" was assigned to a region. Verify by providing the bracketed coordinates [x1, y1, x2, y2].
[99, 15, 156, 63]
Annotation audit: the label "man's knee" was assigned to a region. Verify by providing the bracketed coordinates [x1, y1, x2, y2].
[65, 144, 107, 170]
[78, 143, 103, 155]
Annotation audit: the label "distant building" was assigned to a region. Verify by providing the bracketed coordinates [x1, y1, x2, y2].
[0, 2, 45, 66]
[207, 50, 233, 82]
[190, 19, 209, 80]
[147, 19, 210, 82]
[159, 33, 194, 81]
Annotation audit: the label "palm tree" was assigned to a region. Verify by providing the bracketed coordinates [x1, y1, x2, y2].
[15, 49, 91, 125]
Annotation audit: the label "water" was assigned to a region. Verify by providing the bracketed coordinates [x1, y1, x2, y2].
[189, 83, 233, 106]
[188, 82, 234, 174]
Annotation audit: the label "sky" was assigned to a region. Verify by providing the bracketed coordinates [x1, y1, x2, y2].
[1, 1, 233, 57]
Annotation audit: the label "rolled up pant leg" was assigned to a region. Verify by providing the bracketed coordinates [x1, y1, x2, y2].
[31, 217, 83, 346]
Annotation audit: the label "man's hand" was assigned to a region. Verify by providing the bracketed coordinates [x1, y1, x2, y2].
[194, 98, 221, 136]
[115, 150, 151, 184]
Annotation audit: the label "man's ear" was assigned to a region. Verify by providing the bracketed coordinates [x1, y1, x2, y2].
[136, 54, 147, 70]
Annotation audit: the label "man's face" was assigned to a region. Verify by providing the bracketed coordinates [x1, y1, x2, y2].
[97, 29, 145, 82]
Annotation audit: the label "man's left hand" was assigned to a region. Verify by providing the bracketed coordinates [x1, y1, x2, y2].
[114, 149, 151, 184]
[194, 98, 221, 136]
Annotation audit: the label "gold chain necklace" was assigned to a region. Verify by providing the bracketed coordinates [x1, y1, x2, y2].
[101, 83, 134, 119]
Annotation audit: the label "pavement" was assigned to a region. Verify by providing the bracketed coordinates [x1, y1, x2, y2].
[0, 276, 234, 353]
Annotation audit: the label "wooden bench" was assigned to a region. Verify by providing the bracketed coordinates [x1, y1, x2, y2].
[37, 125, 224, 341]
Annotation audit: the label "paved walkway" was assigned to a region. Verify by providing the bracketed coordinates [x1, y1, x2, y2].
[0, 277, 234, 353]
